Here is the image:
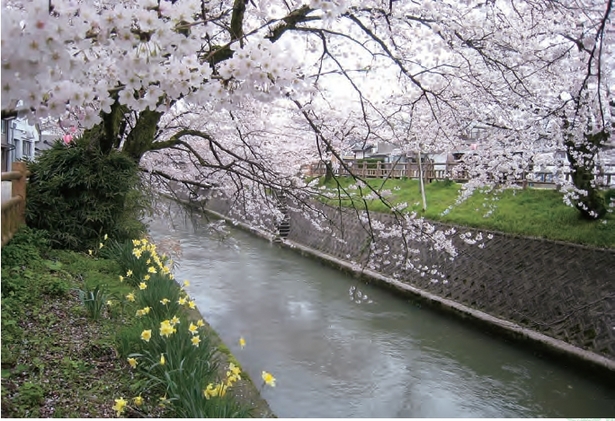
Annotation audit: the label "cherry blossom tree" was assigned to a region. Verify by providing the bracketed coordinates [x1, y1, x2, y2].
[1, 0, 613, 259]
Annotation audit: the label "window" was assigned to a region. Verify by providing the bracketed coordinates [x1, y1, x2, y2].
[1, 148, 8, 172]
[23, 141, 32, 157]
[1, 120, 7, 134]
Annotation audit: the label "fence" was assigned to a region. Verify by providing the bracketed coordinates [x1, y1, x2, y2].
[329, 160, 468, 181]
[1, 162, 28, 246]
[309, 160, 615, 188]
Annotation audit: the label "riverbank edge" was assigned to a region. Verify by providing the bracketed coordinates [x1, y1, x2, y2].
[183, 307, 276, 418]
[185, 200, 615, 386]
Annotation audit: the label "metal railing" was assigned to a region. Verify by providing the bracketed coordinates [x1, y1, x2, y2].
[1, 162, 28, 246]
[309, 160, 615, 188]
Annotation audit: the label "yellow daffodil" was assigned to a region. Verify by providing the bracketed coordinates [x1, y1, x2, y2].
[183, 280, 190, 287]
[132, 239, 141, 246]
[226, 363, 241, 384]
[119, 275, 124, 282]
[216, 383, 228, 397]
[169, 273, 175, 280]
[177, 297, 187, 305]
[197, 319, 205, 327]
[161, 266, 170, 275]
[132, 249, 143, 258]
[239, 337, 246, 349]
[170, 315, 180, 326]
[146, 259, 151, 264]
[144, 274, 150, 281]
[160, 354, 165, 365]
[204, 383, 227, 398]
[136, 307, 151, 317]
[188, 323, 198, 335]
[133, 396, 143, 407]
[159, 395, 170, 408]
[112, 397, 127, 416]
[228, 362, 241, 377]
[104, 234, 108, 241]
[88, 250, 93, 255]
[188, 301, 196, 309]
[159, 320, 175, 338]
[106, 300, 113, 306]
[127, 357, 137, 369]
[262, 371, 276, 387]
[203, 383, 216, 399]
[126, 292, 135, 302]
[191, 336, 201, 347]
[139, 282, 147, 290]
[160, 298, 170, 305]
[99, 242, 104, 249]
[147, 266, 157, 274]
[126, 269, 133, 277]
[141, 330, 152, 342]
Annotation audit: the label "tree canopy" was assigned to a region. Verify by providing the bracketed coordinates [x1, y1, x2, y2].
[2, 0, 614, 251]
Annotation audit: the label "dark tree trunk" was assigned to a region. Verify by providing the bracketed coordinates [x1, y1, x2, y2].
[323, 160, 334, 184]
[564, 130, 608, 220]
[121, 109, 163, 163]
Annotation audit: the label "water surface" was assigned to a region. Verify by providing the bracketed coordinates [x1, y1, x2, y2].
[147, 204, 614, 417]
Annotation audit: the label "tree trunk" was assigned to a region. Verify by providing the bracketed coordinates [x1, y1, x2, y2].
[323, 160, 334, 184]
[564, 130, 608, 220]
[121, 109, 163, 163]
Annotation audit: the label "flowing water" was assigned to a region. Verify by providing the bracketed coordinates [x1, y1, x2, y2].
[147, 202, 614, 417]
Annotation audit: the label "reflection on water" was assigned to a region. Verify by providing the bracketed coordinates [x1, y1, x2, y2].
[146, 203, 615, 418]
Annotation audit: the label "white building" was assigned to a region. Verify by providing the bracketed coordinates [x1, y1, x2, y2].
[1, 117, 39, 171]
[1, 116, 39, 201]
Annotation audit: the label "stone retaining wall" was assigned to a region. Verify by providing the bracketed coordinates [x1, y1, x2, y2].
[202, 196, 615, 364]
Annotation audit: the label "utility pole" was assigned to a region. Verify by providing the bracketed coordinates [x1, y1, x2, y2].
[417, 149, 427, 212]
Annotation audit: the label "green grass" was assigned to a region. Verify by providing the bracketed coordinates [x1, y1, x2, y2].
[0, 227, 139, 418]
[1, 227, 270, 418]
[319, 177, 615, 248]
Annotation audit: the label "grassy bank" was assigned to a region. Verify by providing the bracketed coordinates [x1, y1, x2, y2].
[1, 227, 273, 417]
[320, 177, 615, 248]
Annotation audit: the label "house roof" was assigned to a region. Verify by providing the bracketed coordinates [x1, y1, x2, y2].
[350, 142, 374, 152]
[36, 134, 59, 152]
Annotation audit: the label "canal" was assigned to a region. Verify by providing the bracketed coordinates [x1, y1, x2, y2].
[147, 201, 614, 417]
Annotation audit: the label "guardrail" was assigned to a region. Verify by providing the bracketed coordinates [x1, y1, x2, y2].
[1, 162, 28, 246]
[329, 161, 469, 181]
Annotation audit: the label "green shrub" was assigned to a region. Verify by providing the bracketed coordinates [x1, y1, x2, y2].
[0, 226, 48, 270]
[25, 135, 148, 252]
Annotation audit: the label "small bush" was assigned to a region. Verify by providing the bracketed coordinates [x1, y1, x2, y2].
[0, 226, 48, 270]
[26, 135, 148, 252]
[40, 275, 71, 297]
[77, 284, 108, 321]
